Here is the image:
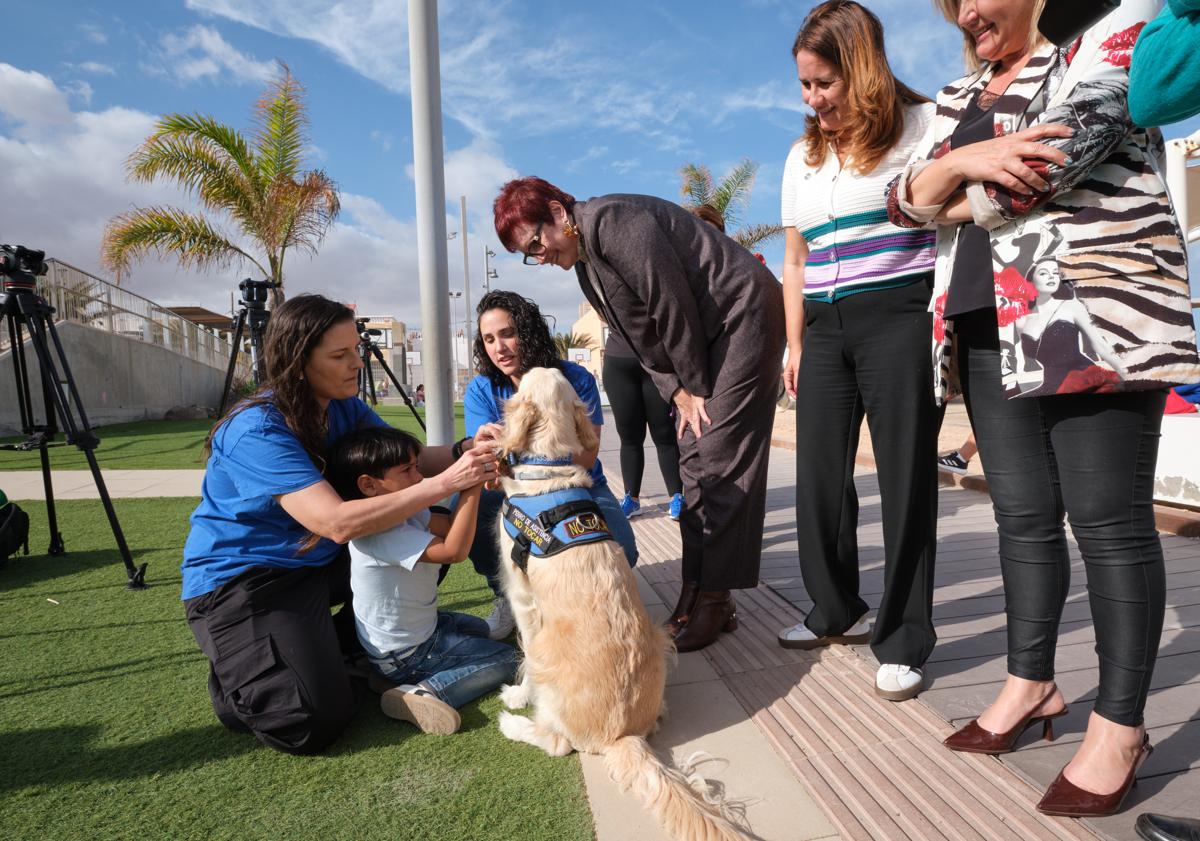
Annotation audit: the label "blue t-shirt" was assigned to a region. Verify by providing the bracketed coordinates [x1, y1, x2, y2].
[463, 361, 607, 487]
[181, 397, 385, 600]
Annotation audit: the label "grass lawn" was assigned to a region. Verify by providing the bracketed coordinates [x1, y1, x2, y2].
[0, 405, 464, 472]
[0, 499, 593, 841]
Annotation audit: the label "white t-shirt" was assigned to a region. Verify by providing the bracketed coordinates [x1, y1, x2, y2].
[348, 510, 438, 660]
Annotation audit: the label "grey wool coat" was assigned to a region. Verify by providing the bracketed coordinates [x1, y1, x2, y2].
[572, 194, 785, 590]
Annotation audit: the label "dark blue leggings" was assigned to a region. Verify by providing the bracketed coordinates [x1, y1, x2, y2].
[956, 309, 1167, 727]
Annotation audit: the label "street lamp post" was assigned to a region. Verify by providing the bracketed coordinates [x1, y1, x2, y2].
[484, 246, 498, 294]
[448, 290, 463, 397]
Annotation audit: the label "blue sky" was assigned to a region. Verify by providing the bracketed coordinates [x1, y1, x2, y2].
[1, 0, 1197, 334]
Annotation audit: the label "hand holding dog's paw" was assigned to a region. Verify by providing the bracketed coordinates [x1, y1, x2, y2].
[500, 682, 531, 709]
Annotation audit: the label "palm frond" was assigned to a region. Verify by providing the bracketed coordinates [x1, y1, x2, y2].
[678, 163, 714, 207]
[711, 159, 759, 230]
[732, 222, 784, 251]
[136, 113, 260, 187]
[270, 169, 341, 256]
[127, 133, 261, 227]
[553, 332, 593, 358]
[100, 206, 268, 278]
[254, 64, 308, 185]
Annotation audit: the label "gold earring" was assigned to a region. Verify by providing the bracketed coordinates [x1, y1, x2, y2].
[562, 220, 579, 239]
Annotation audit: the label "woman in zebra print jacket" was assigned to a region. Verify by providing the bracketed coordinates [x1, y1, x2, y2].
[886, 0, 1200, 819]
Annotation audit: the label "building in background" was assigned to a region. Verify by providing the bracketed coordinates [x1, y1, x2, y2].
[570, 302, 607, 401]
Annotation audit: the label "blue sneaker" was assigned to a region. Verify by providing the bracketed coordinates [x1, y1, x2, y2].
[668, 492, 684, 521]
[620, 494, 643, 518]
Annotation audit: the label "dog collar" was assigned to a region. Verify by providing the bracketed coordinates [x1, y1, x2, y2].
[506, 454, 574, 466]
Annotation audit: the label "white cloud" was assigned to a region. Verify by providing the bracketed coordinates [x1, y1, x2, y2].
[0, 63, 576, 333]
[79, 23, 107, 45]
[77, 61, 116, 76]
[64, 80, 94, 106]
[721, 80, 808, 117]
[155, 25, 276, 86]
[369, 130, 393, 152]
[0, 64, 74, 134]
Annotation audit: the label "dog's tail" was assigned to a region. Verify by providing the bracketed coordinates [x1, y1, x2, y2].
[602, 735, 752, 841]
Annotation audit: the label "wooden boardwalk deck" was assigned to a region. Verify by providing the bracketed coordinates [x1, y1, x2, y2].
[602, 403, 1200, 841]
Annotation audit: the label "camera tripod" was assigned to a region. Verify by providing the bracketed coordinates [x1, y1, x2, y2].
[356, 320, 425, 432]
[217, 278, 278, 417]
[0, 245, 145, 589]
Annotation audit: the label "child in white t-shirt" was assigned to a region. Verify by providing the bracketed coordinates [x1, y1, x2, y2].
[327, 427, 517, 735]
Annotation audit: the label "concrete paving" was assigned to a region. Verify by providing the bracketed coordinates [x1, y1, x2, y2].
[1, 468, 204, 500]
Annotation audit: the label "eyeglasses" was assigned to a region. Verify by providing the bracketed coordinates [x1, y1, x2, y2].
[521, 223, 546, 265]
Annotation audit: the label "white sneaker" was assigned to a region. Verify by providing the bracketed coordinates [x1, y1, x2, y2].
[380, 685, 461, 734]
[777, 614, 871, 650]
[486, 595, 516, 640]
[875, 663, 924, 701]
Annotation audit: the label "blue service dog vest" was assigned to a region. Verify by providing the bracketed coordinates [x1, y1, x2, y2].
[501, 486, 614, 572]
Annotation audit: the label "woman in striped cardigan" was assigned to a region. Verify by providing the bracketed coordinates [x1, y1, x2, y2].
[774, 0, 941, 704]
[887, 0, 1200, 817]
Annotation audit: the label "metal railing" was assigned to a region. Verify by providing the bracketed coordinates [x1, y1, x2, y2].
[1, 259, 250, 380]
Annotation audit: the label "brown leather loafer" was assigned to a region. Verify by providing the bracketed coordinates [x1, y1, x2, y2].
[944, 707, 1068, 755]
[1037, 735, 1152, 817]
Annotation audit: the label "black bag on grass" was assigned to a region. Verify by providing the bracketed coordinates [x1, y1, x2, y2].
[0, 497, 30, 565]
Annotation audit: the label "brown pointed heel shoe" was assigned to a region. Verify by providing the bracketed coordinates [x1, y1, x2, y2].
[1036, 735, 1152, 818]
[664, 580, 700, 639]
[944, 706, 1069, 755]
[673, 590, 737, 653]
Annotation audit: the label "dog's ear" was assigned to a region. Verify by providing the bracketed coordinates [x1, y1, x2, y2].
[500, 392, 540, 456]
[574, 399, 599, 453]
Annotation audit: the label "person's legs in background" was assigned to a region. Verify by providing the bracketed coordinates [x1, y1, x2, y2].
[603, 353, 649, 518]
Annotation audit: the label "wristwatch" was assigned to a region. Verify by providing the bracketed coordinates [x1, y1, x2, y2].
[451, 436, 471, 460]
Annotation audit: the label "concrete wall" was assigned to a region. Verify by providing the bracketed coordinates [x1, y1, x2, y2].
[0, 321, 226, 435]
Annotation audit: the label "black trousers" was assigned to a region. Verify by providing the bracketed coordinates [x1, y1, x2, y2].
[602, 353, 682, 497]
[794, 281, 940, 668]
[185, 551, 361, 754]
[956, 308, 1167, 726]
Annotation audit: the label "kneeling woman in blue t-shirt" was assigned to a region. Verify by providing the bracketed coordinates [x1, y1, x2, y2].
[464, 290, 638, 640]
[182, 294, 496, 755]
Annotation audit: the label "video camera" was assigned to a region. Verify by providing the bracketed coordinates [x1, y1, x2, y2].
[355, 317, 383, 341]
[237, 277, 280, 309]
[0, 245, 49, 291]
[1038, 0, 1121, 47]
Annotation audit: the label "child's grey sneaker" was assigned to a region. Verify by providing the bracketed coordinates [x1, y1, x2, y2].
[486, 595, 516, 640]
[380, 685, 461, 734]
[936, 451, 969, 475]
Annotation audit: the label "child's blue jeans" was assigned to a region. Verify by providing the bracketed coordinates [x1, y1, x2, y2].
[372, 611, 518, 709]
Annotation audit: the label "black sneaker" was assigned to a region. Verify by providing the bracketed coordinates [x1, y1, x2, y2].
[936, 451, 969, 475]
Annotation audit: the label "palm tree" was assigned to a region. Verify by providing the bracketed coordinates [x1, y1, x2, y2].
[101, 64, 339, 309]
[554, 332, 593, 359]
[679, 158, 783, 252]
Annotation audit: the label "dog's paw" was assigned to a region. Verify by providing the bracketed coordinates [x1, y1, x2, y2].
[500, 682, 531, 710]
[498, 711, 534, 743]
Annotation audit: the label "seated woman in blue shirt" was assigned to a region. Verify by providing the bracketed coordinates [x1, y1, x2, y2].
[464, 290, 638, 640]
[182, 294, 496, 755]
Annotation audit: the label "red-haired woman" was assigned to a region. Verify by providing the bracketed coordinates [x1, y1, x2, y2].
[493, 178, 785, 652]
[774, 0, 940, 703]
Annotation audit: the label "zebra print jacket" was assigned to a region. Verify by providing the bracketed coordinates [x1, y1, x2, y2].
[886, 0, 1199, 403]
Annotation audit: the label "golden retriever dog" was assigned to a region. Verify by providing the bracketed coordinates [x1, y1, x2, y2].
[494, 367, 750, 841]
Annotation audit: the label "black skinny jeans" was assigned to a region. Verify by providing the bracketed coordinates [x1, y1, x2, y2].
[955, 308, 1167, 727]
[602, 353, 682, 497]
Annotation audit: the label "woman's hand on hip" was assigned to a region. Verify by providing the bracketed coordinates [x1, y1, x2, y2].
[947, 123, 1072, 195]
[673, 388, 712, 440]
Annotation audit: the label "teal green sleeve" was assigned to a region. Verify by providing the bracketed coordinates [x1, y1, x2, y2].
[1130, 4, 1200, 126]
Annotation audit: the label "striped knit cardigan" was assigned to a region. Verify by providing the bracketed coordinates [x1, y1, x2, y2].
[886, 0, 1200, 403]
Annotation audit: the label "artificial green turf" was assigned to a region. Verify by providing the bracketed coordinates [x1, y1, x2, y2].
[0, 499, 593, 841]
[0, 405, 465, 472]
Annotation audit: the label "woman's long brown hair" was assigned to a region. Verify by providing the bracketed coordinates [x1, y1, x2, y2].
[206, 293, 356, 471]
[793, 0, 930, 175]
